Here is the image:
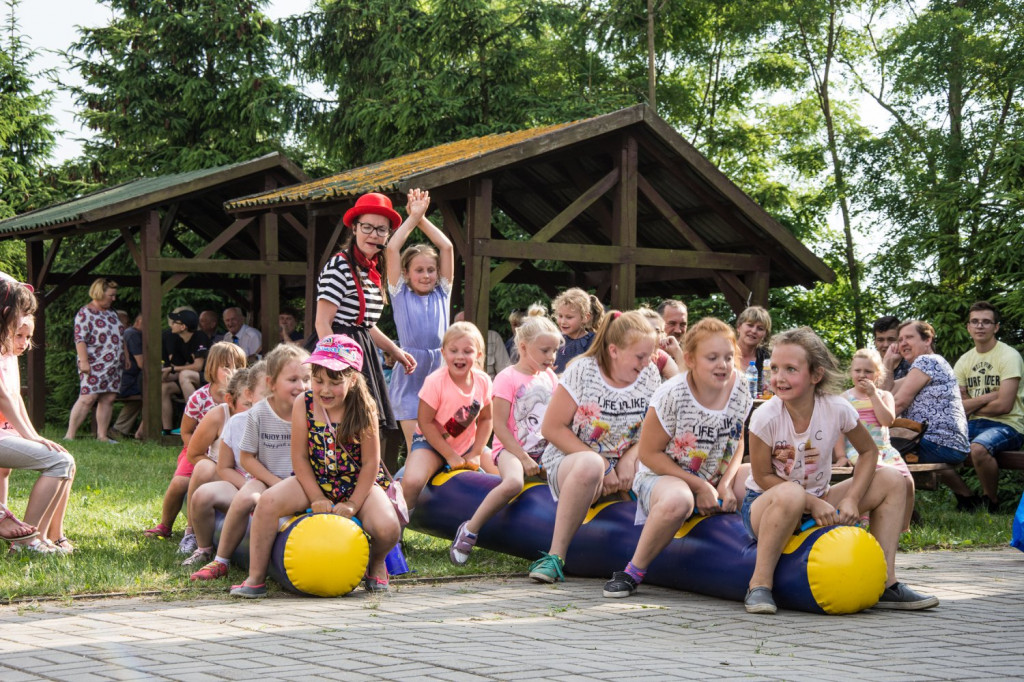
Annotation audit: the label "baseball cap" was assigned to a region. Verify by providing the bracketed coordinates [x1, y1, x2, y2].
[305, 334, 363, 372]
[169, 310, 199, 331]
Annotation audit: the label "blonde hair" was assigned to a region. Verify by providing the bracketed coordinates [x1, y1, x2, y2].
[636, 306, 665, 334]
[204, 342, 247, 384]
[443, 321, 486, 369]
[770, 327, 843, 396]
[682, 318, 738, 369]
[246, 359, 267, 394]
[851, 347, 887, 386]
[580, 310, 657, 376]
[552, 288, 604, 332]
[515, 310, 563, 350]
[736, 306, 772, 337]
[225, 367, 250, 404]
[264, 343, 310, 382]
[88, 278, 117, 301]
[401, 243, 440, 275]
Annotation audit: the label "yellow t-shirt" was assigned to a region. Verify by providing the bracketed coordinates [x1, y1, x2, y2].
[954, 341, 1024, 434]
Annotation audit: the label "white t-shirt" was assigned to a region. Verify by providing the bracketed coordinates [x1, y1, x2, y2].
[220, 410, 251, 477]
[745, 394, 859, 497]
[637, 369, 752, 483]
[239, 398, 293, 478]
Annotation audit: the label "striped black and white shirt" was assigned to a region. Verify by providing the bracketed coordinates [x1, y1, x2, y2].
[317, 252, 384, 327]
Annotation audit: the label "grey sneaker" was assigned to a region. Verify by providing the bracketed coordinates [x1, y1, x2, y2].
[177, 530, 197, 555]
[448, 521, 478, 565]
[229, 582, 267, 599]
[182, 548, 212, 567]
[744, 586, 777, 614]
[602, 571, 638, 598]
[874, 582, 939, 610]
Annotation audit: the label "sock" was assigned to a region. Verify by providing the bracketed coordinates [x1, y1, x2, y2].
[624, 561, 646, 584]
[198, 546, 213, 554]
[184, 527, 194, 535]
[214, 556, 230, 566]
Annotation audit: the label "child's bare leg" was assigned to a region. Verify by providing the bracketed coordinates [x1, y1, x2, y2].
[358, 485, 402, 580]
[628, 478, 694, 570]
[159, 475, 190, 530]
[902, 475, 915, 532]
[0, 468, 9, 505]
[216, 480, 267, 560]
[191, 481, 240, 548]
[186, 460, 218, 523]
[731, 464, 751, 503]
[747, 483, 805, 590]
[401, 449, 444, 511]
[548, 451, 605, 558]
[466, 453, 525, 534]
[244, 478, 309, 586]
[399, 420, 416, 455]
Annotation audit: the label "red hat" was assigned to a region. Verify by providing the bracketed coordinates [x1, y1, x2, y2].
[343, 193, 402, 230]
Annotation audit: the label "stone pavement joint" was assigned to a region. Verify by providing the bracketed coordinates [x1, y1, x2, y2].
[0, 549, 1021, 680]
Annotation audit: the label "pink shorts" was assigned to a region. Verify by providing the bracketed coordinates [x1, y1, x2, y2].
[172, 446, 194, 477]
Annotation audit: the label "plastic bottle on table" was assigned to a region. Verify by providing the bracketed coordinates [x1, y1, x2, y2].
[761, 363, 773, 398]
[745, 361, 759, 399]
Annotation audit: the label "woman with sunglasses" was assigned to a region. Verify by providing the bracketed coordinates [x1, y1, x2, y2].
[313, 193, 417, 432]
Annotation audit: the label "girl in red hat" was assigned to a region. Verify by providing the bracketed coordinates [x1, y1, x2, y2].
[313, 192, 417, 432]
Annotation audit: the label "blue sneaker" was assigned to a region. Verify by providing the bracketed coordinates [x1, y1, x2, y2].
[528, 552, 565, 583]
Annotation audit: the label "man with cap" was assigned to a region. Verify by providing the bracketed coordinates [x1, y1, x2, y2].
[162, 309, 211, 432]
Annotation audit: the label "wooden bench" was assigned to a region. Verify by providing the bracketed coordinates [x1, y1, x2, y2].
[995, 450, 1024, 471]
[831, 463, 954, 491]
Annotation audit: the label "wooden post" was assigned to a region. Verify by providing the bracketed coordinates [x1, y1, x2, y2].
[464, 178, 493, 328]
[25, 240, 46, 426]
[749, 269, 770, 308]
[305, 214, 319, 339]
[610, 135, 638, 310]
[259, 210, 280, 351]
[140, 210, 164, 440]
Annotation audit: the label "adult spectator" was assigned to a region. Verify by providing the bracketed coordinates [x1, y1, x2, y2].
[222, 307, 261, 359]
[198, 310, 221, 339]
[735, 306, 771, 395]
[874, 315, 910, 384]
[162, 309, 211, 433]
[111, 313, 144, 440]
[0, 275, 76, 553]
[65, 278, 124, 443]
[657, 299, 688, 342]
[116, 309, 130, 330]
[278, 308, 304, 344]
[949, 302, 1024, 512]
[891, 320, 970, 469]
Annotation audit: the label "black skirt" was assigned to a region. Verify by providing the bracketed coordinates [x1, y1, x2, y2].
[305, 323, 397, 432]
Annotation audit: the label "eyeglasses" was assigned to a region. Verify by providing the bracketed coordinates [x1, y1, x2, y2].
[968, 319, 996, 327]
[354, 222, 390, 237]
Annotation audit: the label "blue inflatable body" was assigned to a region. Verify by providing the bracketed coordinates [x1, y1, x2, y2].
[409, 469, 887, 614]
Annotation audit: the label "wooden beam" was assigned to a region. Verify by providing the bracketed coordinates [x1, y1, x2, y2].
[150, 258, 306, 276]
[477, 241, 769, 271]
[25, 240, 47, 426]
[748, 269, 770, 308]
[437, 199, 468, 263]
[162, 216, 256, 293]
[318, 217, 347, 272]
[119, 226, 142, 269]
[281, 211, 308, 240]
[464, 178, 493, 327]
[33, 237, 61, 291]
[260, 210, 281, 351]
[305, 214, 319, 338]
[159, 203, 180, 244]
[610, 134, 637, 309]
[42, 235, 125, 304]
[140, 210, 163, 441]
[489, 167, 619, 286]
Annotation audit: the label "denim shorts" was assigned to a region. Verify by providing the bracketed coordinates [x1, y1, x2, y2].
[916, 437, 968, 464]
[968, 418, 1024, 455]
[410, 432, 433, 453]
[740, 489, 761, 539]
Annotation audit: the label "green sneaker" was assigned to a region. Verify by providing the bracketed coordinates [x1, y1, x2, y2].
[528, 552, 565, 583]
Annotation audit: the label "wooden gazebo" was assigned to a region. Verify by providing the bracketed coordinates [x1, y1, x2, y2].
[0, 153, 309, 439]
[225, 105, 834, 329]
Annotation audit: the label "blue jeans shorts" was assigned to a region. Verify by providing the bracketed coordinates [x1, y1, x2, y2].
[916, 437, 968, 464]
[968, 418, 1024, 455]
[409, 432, 473, 464]
[740, 489, 761, 539]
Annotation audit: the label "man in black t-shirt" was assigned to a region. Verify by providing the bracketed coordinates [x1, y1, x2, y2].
[161, 309, 211, 431]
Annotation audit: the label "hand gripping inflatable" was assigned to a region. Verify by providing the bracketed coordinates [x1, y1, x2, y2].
[213, 511, 368, 597]
[409, 469, 887, 614]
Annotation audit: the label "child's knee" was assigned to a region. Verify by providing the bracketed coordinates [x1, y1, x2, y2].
[651, 491, 694, 522]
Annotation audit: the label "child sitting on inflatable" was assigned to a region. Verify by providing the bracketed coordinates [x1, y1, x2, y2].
[604, 317, 752, 598]
[448, 310, 562, 565]
[531, 310, 661, 583]
[741, 327, 938, 614]
[401, 322, 493, 515]
[230, 335, 400, 597]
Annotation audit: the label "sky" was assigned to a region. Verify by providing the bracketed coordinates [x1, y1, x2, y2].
[16, 0, 307, 162]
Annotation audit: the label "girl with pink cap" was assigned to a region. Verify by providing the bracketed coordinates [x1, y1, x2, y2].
[230, 335, 400, 597]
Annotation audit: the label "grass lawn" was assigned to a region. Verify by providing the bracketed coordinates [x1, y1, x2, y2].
[0, 427, 1018, 601]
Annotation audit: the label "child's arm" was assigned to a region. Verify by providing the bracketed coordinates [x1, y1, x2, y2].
[539, 385, 591, 457]
[492, 398, 540, 476]
[749, 431, 831, 524]
[384, 189, 430, 288]
[369, 326, 416, 375]
[215, 441, 248, 489]
[841, 423, 880, 524]
[862, 381, 896, 426]
[614, 442, 640, 493]
[716, 437, 746, 512]
[179, 414, 199, 448]
[289, 394, 330, 513]
[239, 448, 283, 488]
[466, 402, 493, 466]
[417, 400, 465, 469]
[832, 437, 850, 467]
[415, 214, 454, 285]
[339, 426, 381, 518]
[638, 409, 719, 513]
[185, 410, 221, 465]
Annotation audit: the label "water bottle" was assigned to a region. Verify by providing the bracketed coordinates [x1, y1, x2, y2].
[761, 363, 773, 398]
[745, 361, 759, 399]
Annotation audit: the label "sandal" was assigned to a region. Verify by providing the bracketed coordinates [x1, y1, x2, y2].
[52, 537, 75, 554]
[0, 503, 38, 542]
[9, 538, 56, 555]
[144, 523, 172, 539]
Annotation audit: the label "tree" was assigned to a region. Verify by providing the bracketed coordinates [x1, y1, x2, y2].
[63, 0, 299, 181]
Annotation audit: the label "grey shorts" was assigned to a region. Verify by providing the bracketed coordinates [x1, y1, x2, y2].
[0, 436, 75, 478]
[542, 451, 617, 501]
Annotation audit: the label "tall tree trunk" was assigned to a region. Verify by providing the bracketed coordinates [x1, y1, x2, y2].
[647, 0, 656, 109]
[939, 0, 966, 292]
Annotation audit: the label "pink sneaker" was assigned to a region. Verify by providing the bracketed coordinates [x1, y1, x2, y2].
[190, 560, 229, 581]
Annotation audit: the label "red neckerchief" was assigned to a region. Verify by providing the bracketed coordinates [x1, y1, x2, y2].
[352, 247, 382, 288]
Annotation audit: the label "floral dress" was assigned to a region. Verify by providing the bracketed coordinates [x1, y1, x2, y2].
[305, 391, 388, 503]
[74, 304, 123, 395]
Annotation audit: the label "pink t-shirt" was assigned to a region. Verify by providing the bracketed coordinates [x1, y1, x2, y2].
[416, 367, 492, 455]
[184, 384, 218, 422]
[491, 366, 558, 461]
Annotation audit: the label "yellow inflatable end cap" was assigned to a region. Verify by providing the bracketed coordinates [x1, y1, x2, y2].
[806, 526, 886, 614]
[281, 514, 369, 597]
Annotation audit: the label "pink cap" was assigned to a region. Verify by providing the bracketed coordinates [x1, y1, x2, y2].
[304, 334, 363, 372]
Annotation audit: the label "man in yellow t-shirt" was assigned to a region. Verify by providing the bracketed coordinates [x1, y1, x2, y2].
[951, 301, 1024, 512]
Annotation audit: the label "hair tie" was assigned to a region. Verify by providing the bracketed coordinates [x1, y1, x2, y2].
[612, 311, 622, 320]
